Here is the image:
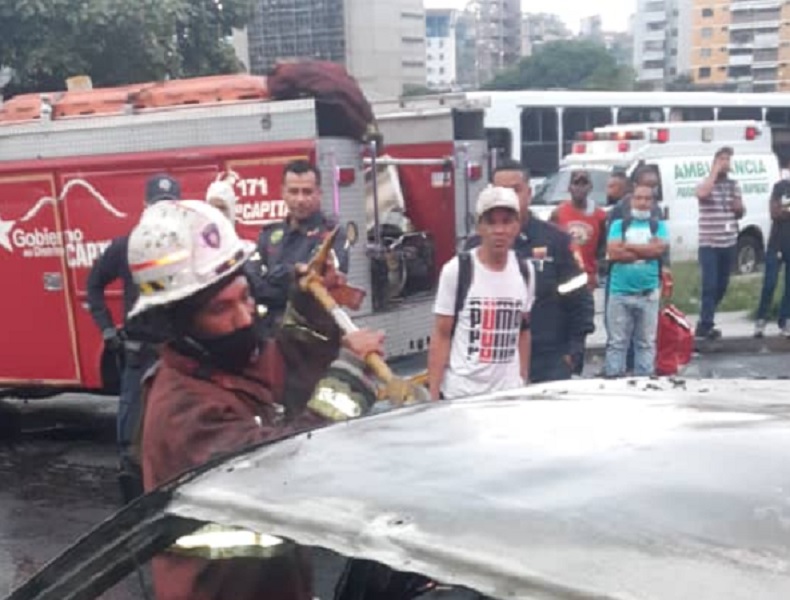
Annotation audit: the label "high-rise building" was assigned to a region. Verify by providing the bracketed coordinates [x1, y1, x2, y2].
[455, 10, 479, 89]
[466, 0, 522, 87]
[425, 9, 459, 91]
[691, 0, 790, 92]
[247, 0, 426, 100]
[230, 28, 250, 72]
[632, 0, 693, 89]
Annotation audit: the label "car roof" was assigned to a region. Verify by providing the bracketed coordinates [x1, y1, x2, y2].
[167, 378, 790, 600]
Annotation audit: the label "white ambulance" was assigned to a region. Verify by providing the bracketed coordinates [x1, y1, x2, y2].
[531, 120, 780, 274]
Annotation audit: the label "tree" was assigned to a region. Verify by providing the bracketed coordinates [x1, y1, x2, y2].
[665, 74, 696, 91]
[482, 39, 635, 92]
[0, 0, 254, 97]
[174, 0, 254, 78]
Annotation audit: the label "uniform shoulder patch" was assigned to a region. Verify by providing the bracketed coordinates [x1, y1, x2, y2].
[270, 228, 284, 245]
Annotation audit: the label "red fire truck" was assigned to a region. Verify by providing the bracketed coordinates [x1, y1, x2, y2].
[0, 76, 489, 398]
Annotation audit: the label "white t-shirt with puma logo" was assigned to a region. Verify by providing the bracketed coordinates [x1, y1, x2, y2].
[434, 249, 535, 399]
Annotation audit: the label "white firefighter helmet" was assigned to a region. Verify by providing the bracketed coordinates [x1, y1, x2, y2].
[127, 199, 255, 319]
[206, 172, 239, 222]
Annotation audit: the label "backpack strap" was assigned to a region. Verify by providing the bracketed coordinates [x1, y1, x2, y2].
[620, 215, 633, 240]
[517, 256, 531, 284]
[451, 251, 474, 339]
[651, 217, 663, 276]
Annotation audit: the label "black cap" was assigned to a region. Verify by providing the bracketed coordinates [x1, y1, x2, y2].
[145, 174, 181, 205]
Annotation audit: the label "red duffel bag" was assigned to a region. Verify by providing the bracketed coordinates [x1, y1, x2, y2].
[656, 304, 694, 376]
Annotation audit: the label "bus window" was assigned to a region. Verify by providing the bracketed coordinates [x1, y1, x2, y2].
[719, 107, 762, 120]
[521, 107, 558, 142]
[563, 108, 612, 154]
[485, 128, 512, 162]
[766, 108, 790, 127]
[767, 109, 790, 163]
[669, 107, 715, 121]
[521, 107, 559, 177]
[617, 107, 664, 124]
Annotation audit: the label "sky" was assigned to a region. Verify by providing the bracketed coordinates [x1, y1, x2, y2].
[424, 0, 635, 34]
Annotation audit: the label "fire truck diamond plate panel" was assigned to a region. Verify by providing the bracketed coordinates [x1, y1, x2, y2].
[0, 99, 319, 162]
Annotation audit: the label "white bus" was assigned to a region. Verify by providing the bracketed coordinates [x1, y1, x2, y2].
[452, 90, 790, 177]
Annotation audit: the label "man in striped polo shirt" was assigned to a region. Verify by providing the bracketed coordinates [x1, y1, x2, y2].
[694, 146, 745, 340]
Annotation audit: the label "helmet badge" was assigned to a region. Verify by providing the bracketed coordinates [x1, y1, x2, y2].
[201, 223, 221, 249]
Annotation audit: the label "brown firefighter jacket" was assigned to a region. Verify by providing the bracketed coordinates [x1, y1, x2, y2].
[140, 298, 342, 600]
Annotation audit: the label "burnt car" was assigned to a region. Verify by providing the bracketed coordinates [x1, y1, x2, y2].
[5, 378, 790, 600]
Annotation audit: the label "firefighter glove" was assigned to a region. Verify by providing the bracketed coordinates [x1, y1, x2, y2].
[307, 350, 377, 421]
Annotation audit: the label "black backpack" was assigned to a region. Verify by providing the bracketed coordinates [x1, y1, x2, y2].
[451, 251, 532, 338]
[621, 214, 660, 239]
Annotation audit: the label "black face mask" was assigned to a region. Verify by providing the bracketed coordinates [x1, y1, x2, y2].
[190, 325, 259, 374]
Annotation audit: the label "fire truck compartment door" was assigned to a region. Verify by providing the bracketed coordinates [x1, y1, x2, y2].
[0, 175, 80, 384]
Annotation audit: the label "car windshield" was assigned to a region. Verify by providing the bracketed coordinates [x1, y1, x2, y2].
[532, 168, 615, 208]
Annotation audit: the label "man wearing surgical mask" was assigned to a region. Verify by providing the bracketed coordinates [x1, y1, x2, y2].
[605, 167, 673, 366]
[604, 185, 670, 377]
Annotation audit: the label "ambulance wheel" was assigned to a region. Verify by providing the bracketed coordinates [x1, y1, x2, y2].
[736, 233, 762, 275]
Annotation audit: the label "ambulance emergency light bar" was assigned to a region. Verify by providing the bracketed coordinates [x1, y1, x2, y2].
[572, 124, 762, 154]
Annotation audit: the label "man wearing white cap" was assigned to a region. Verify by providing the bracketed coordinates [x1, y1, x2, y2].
[428, 186, 535, 400]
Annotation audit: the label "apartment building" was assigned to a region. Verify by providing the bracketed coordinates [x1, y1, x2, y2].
[691, 0, 790, 92]
[247, 0, 426, 100]
[467, 0, 522, 87]
[426, 8, 459, 90]
[632, 0, 693, 89]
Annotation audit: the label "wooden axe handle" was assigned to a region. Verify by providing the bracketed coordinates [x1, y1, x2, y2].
[301, 275, 395, 384]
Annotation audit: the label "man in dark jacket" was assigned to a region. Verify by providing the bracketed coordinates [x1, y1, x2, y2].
[127, 200, 384, 600]
[253, 160, 349, 330]
[755, 175, 790, 338]
[86, 173, 181, 504]
[465, 160, 594, 382]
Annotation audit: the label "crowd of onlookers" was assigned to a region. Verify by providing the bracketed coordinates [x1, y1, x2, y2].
[429, 147, 790, 398]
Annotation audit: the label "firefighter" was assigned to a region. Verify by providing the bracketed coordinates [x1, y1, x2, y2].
[86, 173, 181, 504]
[253, 159, 349, 329]
[126, 199, 384, 600]
[464, 160, 594, 382]
[205, 172, 238, 222]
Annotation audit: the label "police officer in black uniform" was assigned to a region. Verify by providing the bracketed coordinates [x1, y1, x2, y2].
[253, 160, 349, 329]
[86, 173, 181, 503]
[465, 160, 594, 382]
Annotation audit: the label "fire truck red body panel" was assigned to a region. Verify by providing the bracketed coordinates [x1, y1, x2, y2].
[0, 141, 317, 390]
[0, 83, 488, 395]
[378, 142, 458, 272]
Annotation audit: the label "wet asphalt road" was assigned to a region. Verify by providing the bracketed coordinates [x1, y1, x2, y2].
[0, 352, 788, 599]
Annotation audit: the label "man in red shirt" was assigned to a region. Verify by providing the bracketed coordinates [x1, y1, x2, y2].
[551, 169, 608, 291]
